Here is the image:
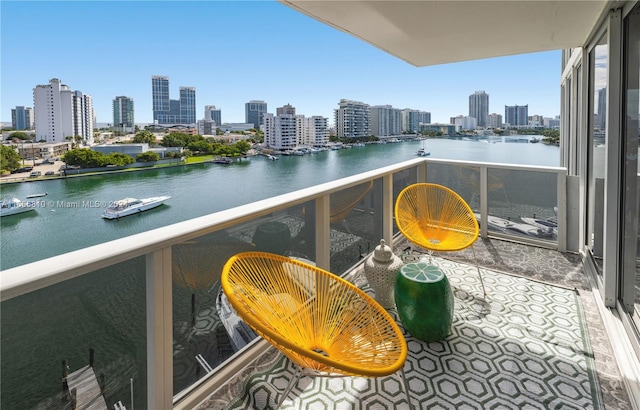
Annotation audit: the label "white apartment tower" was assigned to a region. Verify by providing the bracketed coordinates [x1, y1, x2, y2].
[402, 109, 431, 133]
[371, 105, 402, 137]
[263, 113, 297, 150]
[33, 78, 94, 144]
[488, 113, 503, 128]
[300, 116, 328, 147]
[334, 99, 370, 138]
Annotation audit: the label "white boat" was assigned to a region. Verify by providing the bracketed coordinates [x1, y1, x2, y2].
[416, 148, 431, 157]
[520, 216, 558, 236]
[0, 197, 36, 217]
[101, 196, 170, 219]
[475, 213, 553, 239]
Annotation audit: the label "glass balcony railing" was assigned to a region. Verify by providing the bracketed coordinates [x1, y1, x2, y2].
[0, 158, 567, 409]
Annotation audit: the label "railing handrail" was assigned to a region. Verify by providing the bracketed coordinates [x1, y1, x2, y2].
[0, 158, 424, 302]
[0, 157, 567, 302]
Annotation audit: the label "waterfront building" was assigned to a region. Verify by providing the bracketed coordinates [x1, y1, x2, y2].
[452, 114, 477, 130]
[93, 143, 149, 159]
[370, 105, 402, 137]
[245, 100, 267, 128]
[544, 116, 561, 129]
[276, 104, 296, 116]
[151, 76, 196, 125]
[469, 90, 489, 127]
[300, 115, 329, 147]
[12, 141, 71, 160]
[263, 112, 297, 150]
[11, 106, 34, 130]
[504, 104, 529, 127]
[420, 123, 458, 136]
[33, 78, 94, 145]
[402, 109, 430, 133]
[204, 105, 221, 125]
[487, 113, 503, 128]
[335, 99, 370, 138]
[112, 96, 135, 132]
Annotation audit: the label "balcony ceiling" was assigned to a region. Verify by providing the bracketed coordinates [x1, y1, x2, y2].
[279, 0, 610, 66]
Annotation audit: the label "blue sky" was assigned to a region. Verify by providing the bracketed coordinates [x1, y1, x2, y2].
[1, 1, 561, 125]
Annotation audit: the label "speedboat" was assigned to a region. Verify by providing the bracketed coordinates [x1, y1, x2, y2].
[520, 216, 558, 236]
[101, 196, 170, 219]
[0, 197, 36, 217]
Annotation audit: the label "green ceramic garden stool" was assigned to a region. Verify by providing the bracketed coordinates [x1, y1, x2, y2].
[395, 261, 454, 342]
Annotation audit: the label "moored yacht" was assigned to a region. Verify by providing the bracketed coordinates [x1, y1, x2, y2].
[101, 196, 171, 219]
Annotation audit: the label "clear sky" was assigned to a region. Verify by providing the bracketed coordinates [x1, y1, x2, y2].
[1, 1, 561, 125]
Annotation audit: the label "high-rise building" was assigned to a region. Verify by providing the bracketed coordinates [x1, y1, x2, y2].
[469, 90, 489, 128]
[300, 116, 328, 147]
[334, 99, 370, 138]
[370, 105, 402, 137]
[33, 78, 94, 144]
[11, 106, 34, 130]
[152, 76, 170, 124]
[263, 113, 297, 150]
[204, 105, 221, 125]
[597, 87, 607, 130]
[245, 100, 268, 128]
[180, 87, 196, 125]
[151, 76, 196, 125]
[113, 96, 135, 131]
[504, 104, 529, 127]
[402, 109, 431, 133]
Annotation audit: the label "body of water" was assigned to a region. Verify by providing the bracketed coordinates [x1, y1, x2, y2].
[1, 136, 558, 269]
[0, 135, 560, 410]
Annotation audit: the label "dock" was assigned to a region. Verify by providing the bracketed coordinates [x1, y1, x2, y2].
[62, 349, 110, 410]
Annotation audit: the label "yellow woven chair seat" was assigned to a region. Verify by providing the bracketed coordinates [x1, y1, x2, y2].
[222, 251, 412, 407]
[395, 183, 487, 297]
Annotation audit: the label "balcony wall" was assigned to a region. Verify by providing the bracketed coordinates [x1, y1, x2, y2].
[0, 158, 567, 409]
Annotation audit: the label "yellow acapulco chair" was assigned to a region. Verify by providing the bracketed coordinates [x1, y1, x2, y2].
[221, 251, 412, 408]
[395, 183, 487, 297]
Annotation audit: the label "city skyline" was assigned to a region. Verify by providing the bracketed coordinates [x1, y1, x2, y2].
[2, 1, 561, 125]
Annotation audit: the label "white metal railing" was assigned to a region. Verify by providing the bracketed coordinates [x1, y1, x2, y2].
[0, 157, 567, 409]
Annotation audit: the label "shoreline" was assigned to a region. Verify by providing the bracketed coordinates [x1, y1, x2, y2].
[0, 154, 253, 186]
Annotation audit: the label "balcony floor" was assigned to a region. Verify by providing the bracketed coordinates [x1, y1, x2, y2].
[193, 237, 632, 409]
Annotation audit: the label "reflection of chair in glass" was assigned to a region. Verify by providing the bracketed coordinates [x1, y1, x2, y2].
[221, 251, 412, 408]
[329, 180, 374, 237]
[395, 183, 487, 297]
[330, 180, 374, 223]
[454, 165, 510, 209]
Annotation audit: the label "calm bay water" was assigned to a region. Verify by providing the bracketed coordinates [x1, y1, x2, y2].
[0, 135, 560, 409]
[0, 136, 559, 270]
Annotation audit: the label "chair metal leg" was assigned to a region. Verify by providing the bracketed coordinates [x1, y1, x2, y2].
[471, 245, 487, 298]
[397, 368, 413, 409]
[276, 365, 301, 409]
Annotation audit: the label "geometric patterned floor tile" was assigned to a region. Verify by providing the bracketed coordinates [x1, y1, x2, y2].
[204, 257, 604, 410]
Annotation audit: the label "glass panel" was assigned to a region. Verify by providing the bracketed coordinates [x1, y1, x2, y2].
[172, 201, 314, 395]
[1, 258, 147, 410]
[487, 168, 558, 242]
[330, 179, 382, 275]
[622, 5, 640, 338]
[587, 33, 608, 274]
